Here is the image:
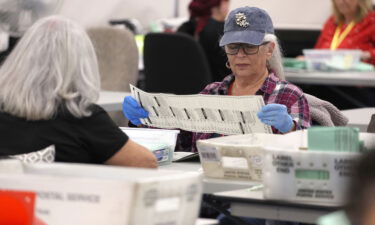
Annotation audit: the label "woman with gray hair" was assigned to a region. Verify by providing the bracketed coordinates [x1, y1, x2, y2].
[0, 16, 157, 168]
[123, 6, 311, 152]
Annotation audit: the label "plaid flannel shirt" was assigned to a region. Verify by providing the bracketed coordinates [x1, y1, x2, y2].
[176, 72, 311, 152]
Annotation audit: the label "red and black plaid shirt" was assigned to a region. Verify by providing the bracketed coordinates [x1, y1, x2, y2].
[176, 72, 311, 152]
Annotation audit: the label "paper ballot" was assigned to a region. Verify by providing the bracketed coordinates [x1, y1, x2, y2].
[130, 85, 272, 135]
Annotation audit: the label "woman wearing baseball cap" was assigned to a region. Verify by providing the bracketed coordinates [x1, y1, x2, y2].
[123, 6, 311, 153]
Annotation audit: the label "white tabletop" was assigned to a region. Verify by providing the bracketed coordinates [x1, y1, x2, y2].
[285, 71, 375, 86]
[213, 188, 340, 223]
[342, 107, 375, 131]
[160, 163, 338, 223]
[97, 91, 131, 112]
[195, 218, 218, 225]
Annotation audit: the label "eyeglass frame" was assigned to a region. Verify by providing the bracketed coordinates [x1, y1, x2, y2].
[224, 42, 270, 55]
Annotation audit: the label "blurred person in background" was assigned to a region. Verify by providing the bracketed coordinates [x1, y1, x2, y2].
[177, 0, 231, 81]
[315, 0, 375, 65]
[318, 150, 375, 225]
[303, 0, 375, 109]
[346, 149, 375, 225]
[0, 16, 156, 168]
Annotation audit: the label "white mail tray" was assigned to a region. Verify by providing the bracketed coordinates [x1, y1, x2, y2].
[0, 160, 202, 225]
[196, 133, 298, 181]
[263, 147, 360, 205]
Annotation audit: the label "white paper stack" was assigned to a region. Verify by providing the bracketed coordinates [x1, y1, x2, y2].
[0, 160, 202, 225]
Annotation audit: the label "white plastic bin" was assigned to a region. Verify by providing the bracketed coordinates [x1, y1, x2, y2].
[303, 49, 362, 71]
[0, 160, 202, 225]
[196, 133, 299, 181]
[121, 127, 180, 166]
[263, 147, 360, 205]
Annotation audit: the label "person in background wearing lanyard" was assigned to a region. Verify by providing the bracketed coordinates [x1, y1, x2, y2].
[305, 0, 375, 109]
[315, 0, 375, 65]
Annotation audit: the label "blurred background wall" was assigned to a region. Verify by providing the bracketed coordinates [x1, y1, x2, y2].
[59, 0, 375, 30]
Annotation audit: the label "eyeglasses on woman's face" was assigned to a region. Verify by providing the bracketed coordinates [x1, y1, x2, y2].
[224, 42, 270, 55]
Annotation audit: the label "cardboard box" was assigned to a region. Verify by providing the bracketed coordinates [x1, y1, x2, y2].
[0, 160, 202, 225]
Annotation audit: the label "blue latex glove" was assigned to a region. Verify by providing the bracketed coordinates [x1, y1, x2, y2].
[257, 103, 293, 133]
[122, 96, 149, 125]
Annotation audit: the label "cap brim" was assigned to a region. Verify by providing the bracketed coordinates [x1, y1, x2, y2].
[219, 30, 265, 46]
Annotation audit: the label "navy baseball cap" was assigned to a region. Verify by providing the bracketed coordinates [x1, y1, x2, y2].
[219, 6, 274, 47]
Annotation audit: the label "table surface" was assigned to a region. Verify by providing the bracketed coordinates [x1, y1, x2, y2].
[212, 188, 340, 224]
[160, 162, 342, 223]
[97, 91, 131, 112]
[285, 70, 375, 86]
[195, 218, 217, 225]
[341, 107, 375, 131]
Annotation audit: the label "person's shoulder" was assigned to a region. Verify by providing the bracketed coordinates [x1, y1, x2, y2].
[57, 104, 107, 121]
[177, 19, 196, 36]
[366, 11, 375, 18]
[327, 15, 335, 22]
[363, 11, 375, 22]
[200, 18, 224, 35]
[322, 16, 336, 27]
[205, 18, 224, 28]
[81, 104, 109, 121]
[276, 79, 305, 98]
[200, 75, 233, 94]
[200, 82, 223, 94]
[272, 80, 307, 107]
[87, 104, 106, 115]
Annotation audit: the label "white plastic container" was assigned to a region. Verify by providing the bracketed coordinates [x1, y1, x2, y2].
[196, 133, 299, 181]
[261, 132, 375, 205]
[0, 160, 202, 225]
[263, 148, 360, 205]
[196, 131, 375, 185]
[303, 49, 362, 71]
[121, 127, 180, 166]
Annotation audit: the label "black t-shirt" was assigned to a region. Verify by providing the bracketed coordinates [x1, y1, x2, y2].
[0, 104, 128, 164]
[199, 18, 231, 82]
[176, 19, 196, 36]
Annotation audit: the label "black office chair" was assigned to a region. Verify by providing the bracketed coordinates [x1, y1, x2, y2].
[275, 29, 321, 57]
[143, 32, 213, 95]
